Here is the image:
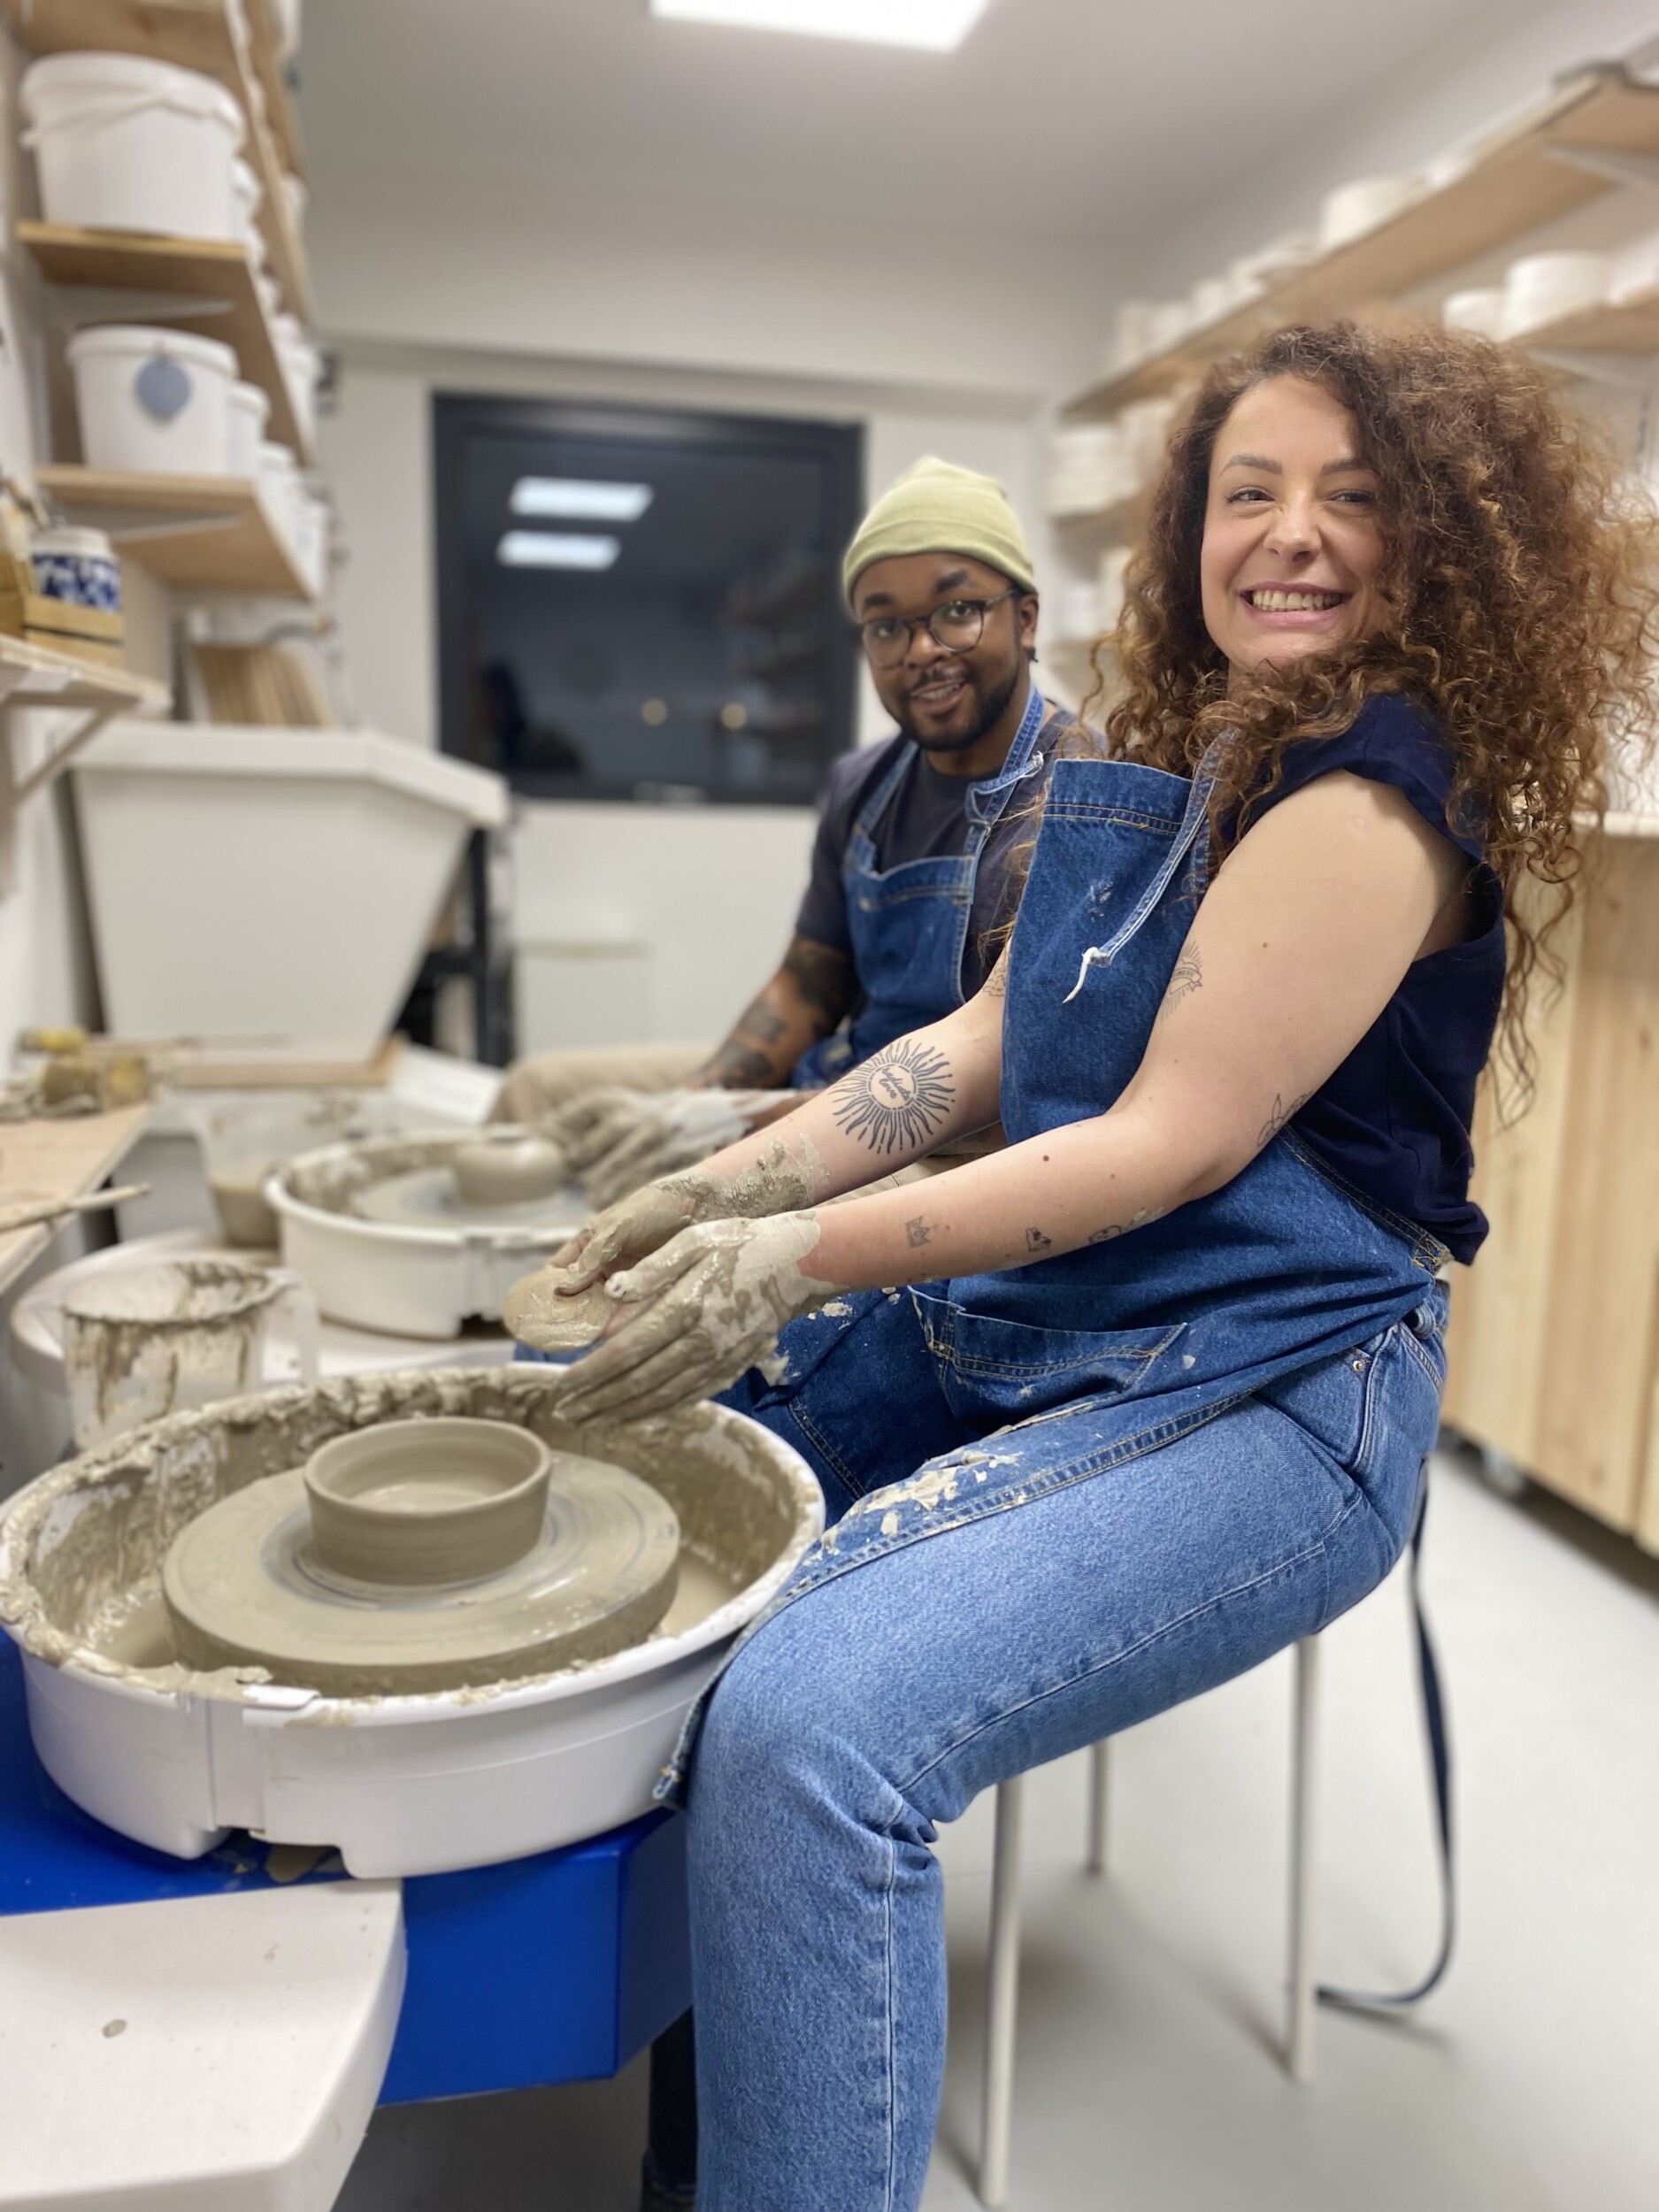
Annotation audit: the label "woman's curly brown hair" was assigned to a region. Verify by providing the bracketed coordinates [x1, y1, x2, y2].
[1078, 319, 1658, 1097]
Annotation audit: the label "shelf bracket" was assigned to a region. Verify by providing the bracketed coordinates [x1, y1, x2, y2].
[0, 689, 127, 897]
[1544, 143, 1659, 192]
[1529, 346, 1659, 388]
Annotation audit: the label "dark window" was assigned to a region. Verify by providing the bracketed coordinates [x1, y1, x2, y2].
[434, 395, 863, 805]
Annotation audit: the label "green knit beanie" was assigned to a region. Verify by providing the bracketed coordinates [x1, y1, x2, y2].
[842, 456, 1037, 609]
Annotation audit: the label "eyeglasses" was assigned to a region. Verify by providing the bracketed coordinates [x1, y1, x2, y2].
[856, 588, 1019, 669]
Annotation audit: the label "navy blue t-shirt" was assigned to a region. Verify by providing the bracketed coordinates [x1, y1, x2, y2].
[1246, 693, 1505, 1263]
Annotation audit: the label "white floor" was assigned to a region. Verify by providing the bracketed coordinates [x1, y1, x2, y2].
[336, 1452, 1659, 2211]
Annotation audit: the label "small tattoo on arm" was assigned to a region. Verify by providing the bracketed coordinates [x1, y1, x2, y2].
[1025, 1226, 1053, 1253]
[905, 1216, 933, 1248]
[1157, 944, 1202, 1020]
[1256, 1092, 1311, 1149]
[1087, 1207, 1160, 1246]
[985, 958, 1009, 1000]
[831, 1041, 956, 1155]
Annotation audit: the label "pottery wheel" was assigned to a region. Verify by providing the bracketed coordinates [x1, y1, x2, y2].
[352, 1166, 587, 1235]
[163, 1452, 681, 1696]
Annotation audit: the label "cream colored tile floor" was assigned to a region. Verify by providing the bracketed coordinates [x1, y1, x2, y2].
[337, 1453, 1659, 2211]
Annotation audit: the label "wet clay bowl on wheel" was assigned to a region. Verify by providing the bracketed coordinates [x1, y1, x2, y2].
[303, 1417, 551, 1584]
[451, 1133, 568, 1208]
[0, 1370, 824, 1875]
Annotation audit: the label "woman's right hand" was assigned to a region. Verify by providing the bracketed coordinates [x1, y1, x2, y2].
[549, 1170, 722, 1290]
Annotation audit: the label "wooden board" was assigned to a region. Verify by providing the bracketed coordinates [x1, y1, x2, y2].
[166, 1038, 404, 1091]
[18, 223, 312, 460]
[1520, 285, 1659, 357]
[1, 0, 314, 320]
[1064, 70, 1659, 418]
[0, 1102, 153, 1297]
[35, 466, 313, 599]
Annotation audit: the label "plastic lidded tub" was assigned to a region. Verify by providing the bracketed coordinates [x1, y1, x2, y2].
[66, 325, 238, 477]
[31, 525, 120, 611]
[227, 380, 272, 480]
[21, 50, 244, 242]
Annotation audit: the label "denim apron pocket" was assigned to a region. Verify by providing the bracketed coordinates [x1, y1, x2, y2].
[911, 1288, 1187, 1422]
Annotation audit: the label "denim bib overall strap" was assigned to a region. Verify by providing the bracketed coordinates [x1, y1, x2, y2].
[790, 683, 1051, 1087]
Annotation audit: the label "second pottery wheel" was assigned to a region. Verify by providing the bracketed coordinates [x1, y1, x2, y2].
[164, 1417, 681, 1695]
[353, 1167, 582, 1234]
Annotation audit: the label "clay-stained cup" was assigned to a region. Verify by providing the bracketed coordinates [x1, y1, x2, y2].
[304, 1417, 552, 1586]
[451, 1133, 567, 1207]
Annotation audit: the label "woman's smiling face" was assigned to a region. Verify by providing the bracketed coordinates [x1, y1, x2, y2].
[1200, 373, 1385, 686]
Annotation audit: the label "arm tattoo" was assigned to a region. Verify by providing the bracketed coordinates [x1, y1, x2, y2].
[1156, 944, 1202, 1020]
[831, 1040, 956, 1156]
[1025, 1226, 1053, 1253]
[782, 935, 857, 1023]
[1256, 1092, 1311, 1149]
[905, 1216, 933, 1248]
[707, 1039, 775, 1087]
[984, 958, 1009, 1000]
[733, 995, 788, 1047]
[1087, 1206, 1161, 1245]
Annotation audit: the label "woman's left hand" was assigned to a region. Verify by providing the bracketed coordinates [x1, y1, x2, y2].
[555, 1212, 841, 1425]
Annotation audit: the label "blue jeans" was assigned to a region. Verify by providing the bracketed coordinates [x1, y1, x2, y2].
[685, 1290, 1447, 2211]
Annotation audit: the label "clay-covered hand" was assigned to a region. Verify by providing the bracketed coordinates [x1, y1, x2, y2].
[554, 1213, 844, 1425]
[580, 1089, 770, 1210]
[541, 1168, 727, 1296]
[544, 1087, 658, 1175]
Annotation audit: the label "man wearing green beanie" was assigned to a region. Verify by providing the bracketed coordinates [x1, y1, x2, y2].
[496, 456, 1074, 1225]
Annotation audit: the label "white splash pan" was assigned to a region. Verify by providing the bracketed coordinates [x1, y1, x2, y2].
[0, 1371, 822, 1878]
[267, 1127, 587, 1339]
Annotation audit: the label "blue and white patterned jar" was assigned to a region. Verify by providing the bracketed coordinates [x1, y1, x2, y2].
[32, 526, 120, 611]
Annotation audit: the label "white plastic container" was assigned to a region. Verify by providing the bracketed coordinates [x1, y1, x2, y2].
[1442, 287, 1506, 338]
[1318, 173, 1420, 251]
[257, 434, 301, 544]
[290, 481, 329, 596]
[21, 50, 243, 242]
[231, 152, 263, 247]
[0, 1374, 824, 1876]
[226, 378, 271, 478]
[272, 311, 320, 445]
[274, 0, 303, 58]
[1502, 250, 1610, 337]
[72, 722, 509, 1060]
[67, 324, 236, 476]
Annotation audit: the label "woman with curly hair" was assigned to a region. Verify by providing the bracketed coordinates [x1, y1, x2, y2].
[508, 321, 1655, 2212]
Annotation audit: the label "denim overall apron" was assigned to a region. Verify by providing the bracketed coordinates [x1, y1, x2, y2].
[668, 749, 1455, 1880]
[791, 685, 1053, 1087]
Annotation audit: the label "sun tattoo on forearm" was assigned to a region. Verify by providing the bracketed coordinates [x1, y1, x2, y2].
[832, 1041, 956, 1155]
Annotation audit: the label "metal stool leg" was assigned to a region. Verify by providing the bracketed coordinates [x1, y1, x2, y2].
[979, 1775, 1025, 2207]
[1286, 1634, 1321, 2083]
[1084, 1739, 1110, 1876]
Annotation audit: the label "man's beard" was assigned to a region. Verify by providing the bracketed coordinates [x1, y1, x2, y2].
[895, 658, 1023, 754]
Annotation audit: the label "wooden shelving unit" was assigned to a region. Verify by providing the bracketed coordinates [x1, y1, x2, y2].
[36, 465, 312, 597]
[1064, 67, 1659, 419]
[17, 222, 313, 460]
[1, 0, 314, 321]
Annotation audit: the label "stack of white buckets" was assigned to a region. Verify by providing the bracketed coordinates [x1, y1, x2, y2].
[20, 49, 327, 598]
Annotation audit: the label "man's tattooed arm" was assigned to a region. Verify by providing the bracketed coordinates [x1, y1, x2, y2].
[689, 934, 857, 1090]
[830, 1039, 957, 1156]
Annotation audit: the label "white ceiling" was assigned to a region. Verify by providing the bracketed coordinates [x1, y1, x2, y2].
[297, 0, 1525, 251]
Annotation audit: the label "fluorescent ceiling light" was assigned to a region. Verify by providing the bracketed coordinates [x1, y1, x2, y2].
[649, 0, 990, 52]
[511, 477, 654, 522]
[497, 531, 620, 570]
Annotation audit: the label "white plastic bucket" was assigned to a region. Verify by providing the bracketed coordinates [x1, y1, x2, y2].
[272, 311, 319, 445]
[231, 155, 262, 248]
[67, 325, 237, 476]
[290, 484, 329, 597]
[1502, 250, 1610, 337]
[226, 380, 270, 478]
[257, 437, 301, 547]
[21, 51, 243, 242]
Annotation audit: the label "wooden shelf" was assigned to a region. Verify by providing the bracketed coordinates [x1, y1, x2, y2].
[1048, 495, 1141, 538]
[1064, 68, 1659, 419]
[2, 0, 314, 320]
[247, 0, 305, 181]
[17, 222, 314, 461]
[1517, 284, 1659, 358]
[0, 1102, 153, 1297]
[35, 465, 313, 598]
